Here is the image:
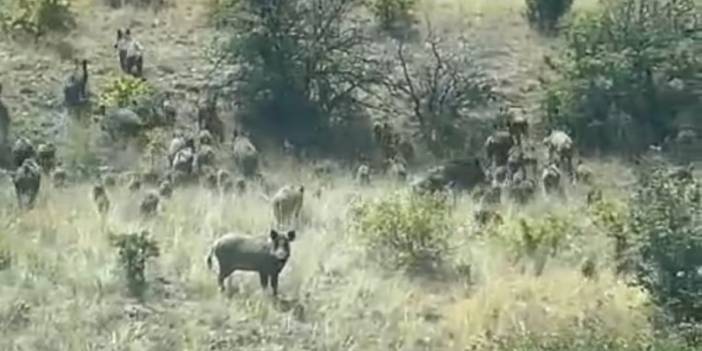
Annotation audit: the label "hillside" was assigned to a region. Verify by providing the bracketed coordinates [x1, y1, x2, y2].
[1, 0, 702, 350]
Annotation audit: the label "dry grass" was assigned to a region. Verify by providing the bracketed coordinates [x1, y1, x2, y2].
[0, 159, 654, 350]
[0, 0, 670, 349]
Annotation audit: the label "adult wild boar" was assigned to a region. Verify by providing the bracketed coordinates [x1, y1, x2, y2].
[484, 130, 513, 169]
[543, 130, 574, 180]
[12, 158, 41, 210]
[12, 137, 36, 169]
[232, 131, 259, 178]
[412, 158, 486, 194]
[206, 229, 296, 296]
[272, 185, 304, 227]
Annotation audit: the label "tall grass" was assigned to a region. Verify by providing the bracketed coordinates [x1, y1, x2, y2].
[0, 161, 663, 350]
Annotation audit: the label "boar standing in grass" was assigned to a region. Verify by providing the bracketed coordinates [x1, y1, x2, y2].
[52, 167, 67, 188]
[542, 163, 563, 196]
[167, 134, 186, 166]
[158, 179, 173, 198]
[574, 160, 594, 185]
[356, 163, 371, 185]
[36, 143, 57, 174]
[235, 178, 247, 195]
[543, 130, 575, 181]
[123, 29, 144, 77]
[12, 137, 36, 169]
[197, 94, 225, 143]
[12, 158, 41, 210]
[206, 229, 296, 296]
[128, 176, 142, 192]
[484, 129, 513, 169]
[92, 184, 111, 216]
[232, 130, 259, 178]
[139, 192, 160, 218]
[272, 185, 304, 228]
[507, 112, 528, 146]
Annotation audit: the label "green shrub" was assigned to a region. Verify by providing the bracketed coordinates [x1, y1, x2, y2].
[215, 0, 377, 152]
[109, 230, 160, 298]
[99, 75, 154, 110]
[503, 213, 579, 275]
[543, 0, 702, 153]
[524, 0, 573, 33]
[369, 0, 417, 31]
[587, 192, 631, 274]
[349, 191, 451, 271]
[628, 165, 702, 325]
[0, 0, 75, 38]
[140, 128, 169, 170]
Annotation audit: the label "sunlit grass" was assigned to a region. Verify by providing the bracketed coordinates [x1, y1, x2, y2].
[0, 159, 657, 350]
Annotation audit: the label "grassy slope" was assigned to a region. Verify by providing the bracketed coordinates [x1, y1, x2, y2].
[0, 0, 665, 350]
[0, 160, 649, 350]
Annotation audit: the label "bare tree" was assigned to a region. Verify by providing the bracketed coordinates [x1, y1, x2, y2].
[374, 24, 496, 157]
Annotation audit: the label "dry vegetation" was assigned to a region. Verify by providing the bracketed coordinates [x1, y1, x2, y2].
[0, 160, 657, 350]
[1, 0, 701, 350]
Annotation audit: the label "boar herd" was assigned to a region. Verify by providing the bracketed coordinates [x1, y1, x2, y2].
[0, 23, 613, 300]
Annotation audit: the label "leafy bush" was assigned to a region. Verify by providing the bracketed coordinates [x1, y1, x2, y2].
[99, 75, 154, 110]
[627, 165, 702, 325]
[349, 191, 451, 271]
[109, 230, 160, 298]
[503, 213, 578, 275]
[524, 0, 573, 33]
[0, 0, 75, 38]
[369, 0, 417, 31]
[543, 0, 702, 153]
[215, 0, 378, 152]
[587, 191, 631, 274]
[140, 128, 169, 170]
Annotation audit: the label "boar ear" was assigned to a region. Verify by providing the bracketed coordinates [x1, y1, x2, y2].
[287, 230, 296, 242]
[270, 229, 279, 241]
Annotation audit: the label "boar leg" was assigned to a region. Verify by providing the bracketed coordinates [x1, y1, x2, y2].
[259, 273, 269, 290]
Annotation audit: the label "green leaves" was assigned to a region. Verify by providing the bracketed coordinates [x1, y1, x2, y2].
[544, 0, 702, 151]
[0, 0, 75, 38]
[349, 190, 451, 272]
[628, 165, 702, 324]
[99, 75, 154, 109]
[109, 230, 160, 298]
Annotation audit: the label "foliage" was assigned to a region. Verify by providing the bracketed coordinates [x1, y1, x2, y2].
[99, 75, 154, 110]
[377, 29, 495, 157]
[140, 128, 169, 169]
[0, 0, 75, 38]
[109, 230, 160, 298]
[349, 190, 451, 271]
[543, 0, 702, 153]
[587, 191, 631, 270]
[524, 0, 573, 33]
[368, 0, 417, 31]
[627, 165, 702, 325]
[215, 0, 379, 151]
[502, 213, 579, 275]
